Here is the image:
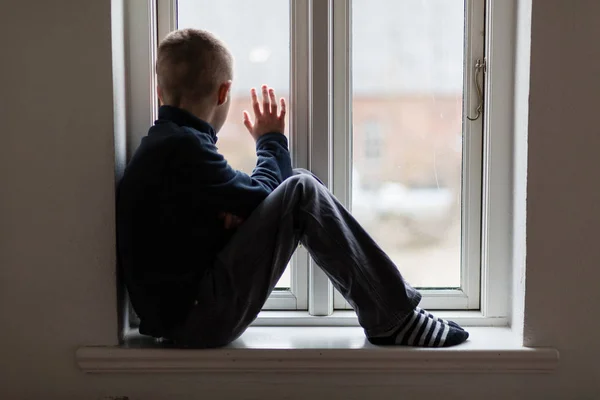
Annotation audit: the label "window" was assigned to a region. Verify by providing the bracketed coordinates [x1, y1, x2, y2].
[124, 0, 512, 327]
[177, 0, 293, 292]
[336, 0, 483, 310]
[353, 0, 463, 289]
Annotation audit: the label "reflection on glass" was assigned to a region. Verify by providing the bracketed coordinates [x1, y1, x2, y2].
[351, 0, 465, 288]
[178, 0, 291, 288]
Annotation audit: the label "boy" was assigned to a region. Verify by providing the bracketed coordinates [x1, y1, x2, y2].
[117, 28, 469, 348]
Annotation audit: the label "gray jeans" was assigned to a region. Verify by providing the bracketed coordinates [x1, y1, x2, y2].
[171, 169, 422, 347]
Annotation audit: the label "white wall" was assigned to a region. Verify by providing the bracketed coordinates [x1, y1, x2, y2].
[1, 0, 599, 398]
[522, 0, 600, 390]
[511, 0, 532, 342]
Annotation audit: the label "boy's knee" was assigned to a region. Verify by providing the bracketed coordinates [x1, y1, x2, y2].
[284, 172, 322, 197]
[287, 172, 320, 187]
[291, 168, 325, 187]
[279, 172, 330, 212]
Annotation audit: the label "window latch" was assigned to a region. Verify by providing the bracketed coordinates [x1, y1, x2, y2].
[467, 58, 487, 122]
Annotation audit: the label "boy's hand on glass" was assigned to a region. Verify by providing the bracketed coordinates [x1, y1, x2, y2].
[243, 84, 286, 141]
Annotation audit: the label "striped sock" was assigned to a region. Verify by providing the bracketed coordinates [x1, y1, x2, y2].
[416, 307, 464, 331]
[368, 309, 469, 347]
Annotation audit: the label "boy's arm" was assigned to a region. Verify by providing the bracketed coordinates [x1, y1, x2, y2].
[180, 85, 291, 220]
[251, 132, 293, 190]
[183, 132, 291, 218]
[226, 84, 293, 214]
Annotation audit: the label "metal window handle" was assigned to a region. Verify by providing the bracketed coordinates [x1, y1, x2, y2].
[467, 58, 486, 121]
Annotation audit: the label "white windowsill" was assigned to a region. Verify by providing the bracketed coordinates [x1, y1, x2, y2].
[77, 326, 558, 374]
[253, 310, 508, 326]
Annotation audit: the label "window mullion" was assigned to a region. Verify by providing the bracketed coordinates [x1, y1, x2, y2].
[289, 0, 311, 310]
[308, 0, 334, 316]
[331, 0, 352, 310]
[331, 0, 352, 210]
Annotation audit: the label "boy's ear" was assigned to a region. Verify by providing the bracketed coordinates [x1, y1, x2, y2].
[217, 80, 233, 106]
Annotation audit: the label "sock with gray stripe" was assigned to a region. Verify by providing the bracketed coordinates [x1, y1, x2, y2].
[416, 307, 464, 331]
[368, 309, 469, 347]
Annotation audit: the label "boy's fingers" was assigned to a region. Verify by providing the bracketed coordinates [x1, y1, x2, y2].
[269, 88, 277, 114]
[224, 214, 233, 229]
[262, 85, 270, 114]
[279, 98, 286, 118]
[242, 110, 253, 132]
[250, 88, 261, 116]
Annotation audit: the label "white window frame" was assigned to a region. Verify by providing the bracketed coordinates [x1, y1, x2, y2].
[122, 0, 515, 326]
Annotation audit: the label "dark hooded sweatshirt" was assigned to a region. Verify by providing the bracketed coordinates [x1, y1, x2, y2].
[116, 105, 292, 336]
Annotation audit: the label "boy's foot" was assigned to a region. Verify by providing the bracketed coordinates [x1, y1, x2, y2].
[416, 307, 464, 331]
[368, 309, 469, 347]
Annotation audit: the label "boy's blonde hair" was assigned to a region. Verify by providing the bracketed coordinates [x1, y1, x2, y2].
[156, 28, 233, 107]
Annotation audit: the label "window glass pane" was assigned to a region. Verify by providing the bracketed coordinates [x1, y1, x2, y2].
[178, 0, 290, 288]
[352, 0, 464, 288]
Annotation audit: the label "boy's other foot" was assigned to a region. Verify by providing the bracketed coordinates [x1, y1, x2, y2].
[368, 309, 469, 347]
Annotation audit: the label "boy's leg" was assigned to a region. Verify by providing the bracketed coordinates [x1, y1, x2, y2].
[175, 169, 467, 347]
[171, 170, 306, 347]
[290, 170, 467, 346]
